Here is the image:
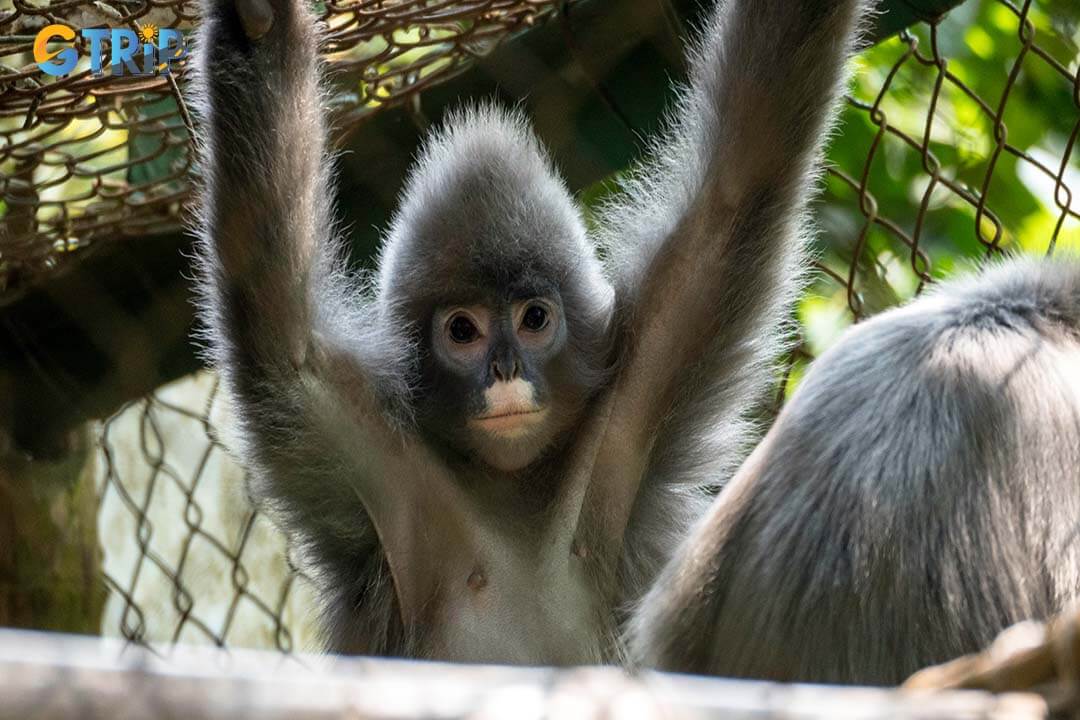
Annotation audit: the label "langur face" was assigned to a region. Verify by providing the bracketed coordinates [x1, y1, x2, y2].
[422, 288, 581, 471]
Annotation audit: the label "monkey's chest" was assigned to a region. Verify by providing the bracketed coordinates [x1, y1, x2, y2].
[425, 538, 607, 665]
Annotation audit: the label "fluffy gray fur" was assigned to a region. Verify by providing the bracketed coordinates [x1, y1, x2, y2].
[192, 0, 868, 661]
[597, 0, 872, 604]
[630, 255, 1080, 684]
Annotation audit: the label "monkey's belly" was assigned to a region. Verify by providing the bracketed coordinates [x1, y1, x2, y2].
[428, 551, 605, 665]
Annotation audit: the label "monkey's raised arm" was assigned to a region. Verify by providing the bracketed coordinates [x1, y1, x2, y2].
[585, 0, 869, 587]
[193, 0, 437, 649]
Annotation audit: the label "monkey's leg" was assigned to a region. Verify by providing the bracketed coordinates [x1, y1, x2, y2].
[630, 256, 1080, 685]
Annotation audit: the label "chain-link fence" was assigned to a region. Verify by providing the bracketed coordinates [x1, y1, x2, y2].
[96, 372, 319, 651]
[2, 0, 1078, 654]
[0, 0, 563, 297]
[782, 0, 1079, 403]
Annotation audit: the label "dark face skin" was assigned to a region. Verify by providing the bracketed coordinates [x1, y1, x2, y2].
[415, 281, 587, 472]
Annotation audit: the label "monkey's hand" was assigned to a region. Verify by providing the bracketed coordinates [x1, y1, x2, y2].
[235, 0, 274, 40]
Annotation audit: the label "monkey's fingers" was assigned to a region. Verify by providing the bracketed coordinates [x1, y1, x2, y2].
[236, 0, 274, 40]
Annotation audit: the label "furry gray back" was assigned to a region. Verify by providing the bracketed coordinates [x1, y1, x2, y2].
[631, 255, 1080, 684]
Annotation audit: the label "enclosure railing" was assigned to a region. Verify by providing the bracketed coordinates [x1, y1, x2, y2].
[0, 627, 1050, 720]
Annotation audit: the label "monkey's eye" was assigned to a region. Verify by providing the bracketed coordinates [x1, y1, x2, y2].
[521, 305, 549, 332]
[448, 315, 480, 344]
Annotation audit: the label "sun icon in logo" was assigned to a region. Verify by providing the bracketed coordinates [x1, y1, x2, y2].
[140, 24, 159, 44]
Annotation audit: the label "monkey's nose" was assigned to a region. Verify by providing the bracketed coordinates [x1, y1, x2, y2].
[491, 356, 520, 382]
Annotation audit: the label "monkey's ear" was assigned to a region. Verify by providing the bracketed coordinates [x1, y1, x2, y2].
[235, 0, 274, 40]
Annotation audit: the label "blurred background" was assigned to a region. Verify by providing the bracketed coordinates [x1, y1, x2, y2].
[0, 0, 1077, 654]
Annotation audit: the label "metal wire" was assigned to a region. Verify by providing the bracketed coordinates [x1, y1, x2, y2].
[97, 373, 314, 650]
[0, 0, 561, 298]
[827, 0, 1079, 322]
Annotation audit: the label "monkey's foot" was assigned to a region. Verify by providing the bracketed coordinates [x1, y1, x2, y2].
[236, 0, 274, 40]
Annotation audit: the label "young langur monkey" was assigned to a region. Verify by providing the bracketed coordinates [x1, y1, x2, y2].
[194, 0, 869, 662]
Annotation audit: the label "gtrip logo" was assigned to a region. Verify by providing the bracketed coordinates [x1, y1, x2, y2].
[34, 24, 187, 77]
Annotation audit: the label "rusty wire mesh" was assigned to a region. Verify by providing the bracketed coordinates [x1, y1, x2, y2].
[776, 0, 1080, 402]
[0, 0, 561, 299]
[2, 0, 1078, 652]
[829, 0, 1078, 303]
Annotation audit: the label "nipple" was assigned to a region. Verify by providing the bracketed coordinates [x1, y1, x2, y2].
[467, 568, 487, 591]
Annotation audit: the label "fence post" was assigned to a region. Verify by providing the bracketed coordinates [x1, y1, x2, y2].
[0, 427, 104, 633]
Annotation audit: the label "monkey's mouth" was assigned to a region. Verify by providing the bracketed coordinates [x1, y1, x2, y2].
[471, 407, 548, 436]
